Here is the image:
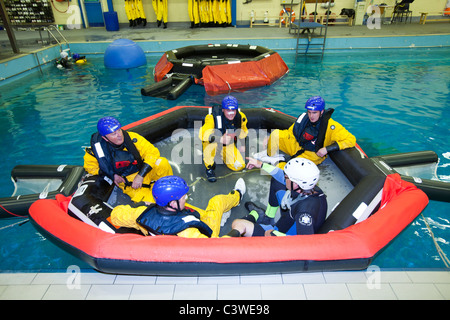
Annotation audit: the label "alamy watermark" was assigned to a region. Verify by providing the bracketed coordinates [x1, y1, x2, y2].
[366, 265, 381, 289]
[66, 265, 81, 290]
[366, 5, 382, 30]
[169, 121, 274, 168]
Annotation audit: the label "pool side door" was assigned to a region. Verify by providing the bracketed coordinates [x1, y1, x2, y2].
[83, 0, 105, 27]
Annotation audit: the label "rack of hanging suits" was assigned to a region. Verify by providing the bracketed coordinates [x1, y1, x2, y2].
[124, 0, 231, 29]
[188, 0, 232, 28]
[124, 0, 168, 28]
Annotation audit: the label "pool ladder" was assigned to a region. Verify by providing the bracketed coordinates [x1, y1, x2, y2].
[38, 25, 71, 56]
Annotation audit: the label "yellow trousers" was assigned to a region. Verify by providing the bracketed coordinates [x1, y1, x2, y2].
[120, 157, 173, 203]
[110, 190, 240, 238]
[202, 141, 245, 171]
[267, 129, 322, 166]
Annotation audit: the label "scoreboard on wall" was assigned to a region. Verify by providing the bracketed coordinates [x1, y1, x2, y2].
[2, 0, 55, 24]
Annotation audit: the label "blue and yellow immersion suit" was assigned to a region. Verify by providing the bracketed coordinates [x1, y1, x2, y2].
[198, 104, 248, 172]
[268, 108, 356, 166]
[110, 177, 241, 238]
[83, 130, 172, 203]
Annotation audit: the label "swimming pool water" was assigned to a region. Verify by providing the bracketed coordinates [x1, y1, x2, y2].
[0, 48, 449, 271]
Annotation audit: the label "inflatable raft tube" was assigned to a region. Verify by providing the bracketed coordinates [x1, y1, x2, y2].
[28, 107, 429, 275]
[141, 74, 194, 100]
[0, 165, 84, 218]
[372, 151, 450, 202]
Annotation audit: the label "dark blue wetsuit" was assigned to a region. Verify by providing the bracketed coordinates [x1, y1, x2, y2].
[255, 163, 327, 236]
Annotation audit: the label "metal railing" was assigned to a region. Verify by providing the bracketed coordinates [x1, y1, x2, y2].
[38, 25, 71, 55]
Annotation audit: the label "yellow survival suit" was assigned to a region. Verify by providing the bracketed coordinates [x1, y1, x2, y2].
[152, 0, 168, 27]
[110, 191, 240, 238]
[125, 0, 147, 27]
[198, 103, 248, 173]
[84, 130, 173, 203]
[267, 108, 356, 166]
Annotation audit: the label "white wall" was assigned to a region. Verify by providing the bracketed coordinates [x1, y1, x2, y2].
[51, 0, 448, 26]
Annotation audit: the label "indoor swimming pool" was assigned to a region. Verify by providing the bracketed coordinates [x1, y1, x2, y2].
[0, 47, 449, 272]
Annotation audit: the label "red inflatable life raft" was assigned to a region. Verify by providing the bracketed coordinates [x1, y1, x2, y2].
[142, 44, 289, 99]
[28, 107, 429, 275]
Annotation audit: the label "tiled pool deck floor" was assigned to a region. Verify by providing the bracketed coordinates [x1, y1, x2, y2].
[1, 270, 449, 300]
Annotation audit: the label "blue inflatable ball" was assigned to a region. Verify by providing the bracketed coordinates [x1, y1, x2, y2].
[104, 39, 146, 69]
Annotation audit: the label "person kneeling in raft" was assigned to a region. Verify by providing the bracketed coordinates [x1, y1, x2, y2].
[199, 95, 248, 182]
[226, 157, 327, 237]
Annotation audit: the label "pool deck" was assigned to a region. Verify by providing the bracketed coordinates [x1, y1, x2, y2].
[1, 22, 450, 61]
[1, 270, 449, 300]
[1, 22, 450, 300]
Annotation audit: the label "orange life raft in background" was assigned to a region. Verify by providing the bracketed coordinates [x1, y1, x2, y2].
[28, 107, 431, 276]
[141, 44, 289, 99]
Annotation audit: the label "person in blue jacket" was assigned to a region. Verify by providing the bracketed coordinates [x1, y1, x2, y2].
[226, 157, 327, 237]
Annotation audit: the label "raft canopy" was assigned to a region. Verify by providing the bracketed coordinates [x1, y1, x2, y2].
[144, 44, 289, 98]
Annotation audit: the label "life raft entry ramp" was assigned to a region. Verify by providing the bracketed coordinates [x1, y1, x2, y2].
[141, 44, 289, 99]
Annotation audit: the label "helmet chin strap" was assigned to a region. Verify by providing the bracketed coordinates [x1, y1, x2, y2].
[167, 200, 182, 212]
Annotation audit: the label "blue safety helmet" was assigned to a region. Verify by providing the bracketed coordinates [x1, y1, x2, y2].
[152, 175, 189, 207]
[73, 53, 80, 60]
[221, 95, 239, 110]
[305, 96, 325, 111]
[97, 117, 121, 136]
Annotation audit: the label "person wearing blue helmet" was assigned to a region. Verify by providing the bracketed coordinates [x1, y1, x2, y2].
[257, 95, 355, 166]
[110, 176, 246, 238]
[198, 95, 248, 182]
[83, 116, 173, 203]
[72, 52, 86, 64]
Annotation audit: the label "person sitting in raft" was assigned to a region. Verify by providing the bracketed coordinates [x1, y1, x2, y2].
[255, 96, 356, 166]
[56, 51, 71, 69]
[83, 116, 173, 203]
[110, 175, 246, 238]
[198, 95, 248, 182]
[225, 157, 327, 237]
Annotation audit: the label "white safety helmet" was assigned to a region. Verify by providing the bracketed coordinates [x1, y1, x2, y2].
[60, 51, 68, 59]
[284, 158, 320, 191]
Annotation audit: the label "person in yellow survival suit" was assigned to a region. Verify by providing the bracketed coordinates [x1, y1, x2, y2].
[110, 175, 246, 238]
[256, 96, 356, 167]
[83, 117, 173, 203]
[198, 95, 248, 182]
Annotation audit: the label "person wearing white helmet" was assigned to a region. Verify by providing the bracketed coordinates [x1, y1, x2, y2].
[56, 51, 71, 69]
[225, 157, 327, 237]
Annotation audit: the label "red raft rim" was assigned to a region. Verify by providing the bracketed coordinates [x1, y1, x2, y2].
[29, 106, 429, 275]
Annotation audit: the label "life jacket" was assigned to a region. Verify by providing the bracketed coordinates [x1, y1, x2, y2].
[89, 130, 143, 180]
[209, 104, 242, 135]
[56, 58, 71, 69]
[292, 108, 334, 152]
[136, 204, 213, 237]
[276, 186, 327, 235]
